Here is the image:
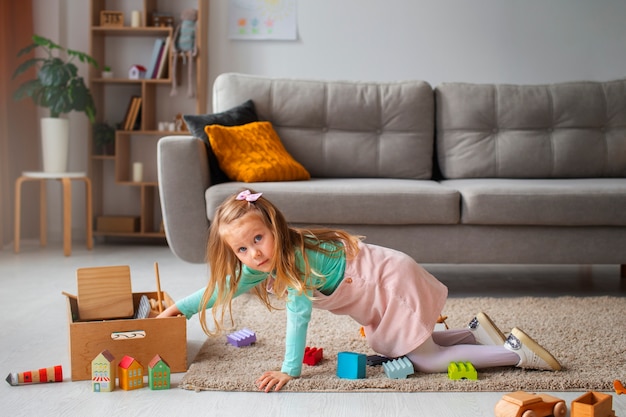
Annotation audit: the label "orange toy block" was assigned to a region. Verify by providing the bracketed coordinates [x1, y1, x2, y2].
[571, 391, 616, 417]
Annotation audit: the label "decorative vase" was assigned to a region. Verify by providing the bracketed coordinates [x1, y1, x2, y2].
[40, 117, 69, 173]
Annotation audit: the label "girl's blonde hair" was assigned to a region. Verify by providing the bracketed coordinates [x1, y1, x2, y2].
[198, 189, 361, 336]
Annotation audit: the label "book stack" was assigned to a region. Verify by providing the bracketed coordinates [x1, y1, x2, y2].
[146, 36, 171, 79]
[123, 96, 142, 131]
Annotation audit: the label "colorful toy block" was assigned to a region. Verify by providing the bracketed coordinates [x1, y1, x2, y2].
[448, 361, 478, 380]
[336, 352, 366, 379]
[227, 328, 256, 347]
[91, 350, 115, 392]
[366, 354, 389, 366]
[148, 354, 170, 390]
[615, 380, 625, 395]
[382, 357, 414, 379]
[303, 347, 323, 366]
[118, 355, 144, 391]
[571, 391, 616, 417]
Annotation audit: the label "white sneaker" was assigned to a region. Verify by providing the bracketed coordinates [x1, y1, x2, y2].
[468, 312, 506, 345]
[505, 328, 562, 371]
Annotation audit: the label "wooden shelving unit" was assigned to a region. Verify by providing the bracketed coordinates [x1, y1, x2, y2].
[88, 0, 207, 239]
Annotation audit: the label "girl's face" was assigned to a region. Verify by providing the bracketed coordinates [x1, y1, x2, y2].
[221, 211, 276, 273]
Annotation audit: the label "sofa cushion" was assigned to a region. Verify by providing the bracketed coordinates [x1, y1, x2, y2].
[442, 178, 626, 226]
[212, 73, 435, 180]
[205, 121, 310, 183]
[206, 179, 460, 225]
[183, 99, 258, 184]
[436, 79, 626, 179]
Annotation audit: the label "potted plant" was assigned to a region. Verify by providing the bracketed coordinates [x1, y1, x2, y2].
[102, 65, 114, 79]
[93, 121, 116, 155]
[12, 34, 98, 172]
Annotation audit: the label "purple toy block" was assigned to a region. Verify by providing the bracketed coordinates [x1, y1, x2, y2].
[227, 328, 256, 347]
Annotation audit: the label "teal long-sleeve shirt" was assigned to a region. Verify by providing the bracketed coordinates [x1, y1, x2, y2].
[175, 242, 346, 377]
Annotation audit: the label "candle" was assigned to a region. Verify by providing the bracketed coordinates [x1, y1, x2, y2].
[131, 11, 141, 27]
[132, 162, 143, 182]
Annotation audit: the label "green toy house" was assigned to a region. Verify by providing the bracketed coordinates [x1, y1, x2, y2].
[148, 354, 170, 390]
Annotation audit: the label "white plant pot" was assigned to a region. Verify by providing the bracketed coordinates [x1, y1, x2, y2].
[40, 117, 69, 173]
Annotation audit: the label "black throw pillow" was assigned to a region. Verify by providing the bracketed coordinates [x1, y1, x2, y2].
[183, 99, 258, 184]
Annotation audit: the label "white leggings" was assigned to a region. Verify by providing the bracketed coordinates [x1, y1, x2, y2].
[405, 329, 520, 373]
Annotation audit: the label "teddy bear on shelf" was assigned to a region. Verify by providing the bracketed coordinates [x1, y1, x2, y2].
[170, 8, 198, 98]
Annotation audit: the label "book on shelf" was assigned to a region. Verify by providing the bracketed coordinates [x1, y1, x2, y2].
[122, 95, 139, 131]
[127, 97, 142, 130]
[146, 38, 165, 79]
[155, 35, 171, 79]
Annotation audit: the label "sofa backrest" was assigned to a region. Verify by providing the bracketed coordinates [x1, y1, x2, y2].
[436, 80, 626, 179]
[213, 73, 434, 179]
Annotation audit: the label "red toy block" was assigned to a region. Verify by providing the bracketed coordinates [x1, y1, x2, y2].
[303, 346, 323, 366]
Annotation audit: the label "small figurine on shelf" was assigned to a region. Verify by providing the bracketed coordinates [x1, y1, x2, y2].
[170, 9, 198, 98]
[128, 65, 147, 80]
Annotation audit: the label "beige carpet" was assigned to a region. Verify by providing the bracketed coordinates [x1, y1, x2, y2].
[180, 294, 625, 392]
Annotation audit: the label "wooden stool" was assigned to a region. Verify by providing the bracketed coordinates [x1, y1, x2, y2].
[14, 172, 93, 256]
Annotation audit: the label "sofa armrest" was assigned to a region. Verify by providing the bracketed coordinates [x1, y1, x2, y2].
[157, 136, 210, 263]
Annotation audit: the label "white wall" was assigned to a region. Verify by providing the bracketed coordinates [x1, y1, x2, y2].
[33, 0, 626, 240]
[207, 0, 626, 91]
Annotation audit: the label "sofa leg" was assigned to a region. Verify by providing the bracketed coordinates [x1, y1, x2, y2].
[621, 264, 626, 278]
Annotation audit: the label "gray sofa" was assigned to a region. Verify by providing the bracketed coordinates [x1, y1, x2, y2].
[158, 73, 626, 275]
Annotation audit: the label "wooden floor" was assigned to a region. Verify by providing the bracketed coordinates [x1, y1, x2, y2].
[1, 241, 624, 417]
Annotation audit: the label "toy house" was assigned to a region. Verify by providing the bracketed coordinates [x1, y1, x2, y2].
[148, 354, 170, 390]
[128, 65, 147, 79]
[118, 355, 144, 390]
[91, 350, 115, 392]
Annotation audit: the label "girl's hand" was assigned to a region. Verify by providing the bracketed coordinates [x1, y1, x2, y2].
[156, 304, 182, 318]
[256, 370, 293, 392]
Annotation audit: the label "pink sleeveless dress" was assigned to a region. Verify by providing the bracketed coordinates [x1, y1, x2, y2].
[312, 242, 448, 358]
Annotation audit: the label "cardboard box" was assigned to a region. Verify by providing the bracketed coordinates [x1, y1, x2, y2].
[65, 291, 187, 381]
[96, 216, 139, 233]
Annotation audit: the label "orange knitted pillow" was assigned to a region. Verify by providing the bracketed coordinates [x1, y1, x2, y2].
[205, 121, 310, 183]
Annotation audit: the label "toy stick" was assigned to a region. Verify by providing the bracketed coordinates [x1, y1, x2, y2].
[154, 262, 163, 313]
[6, 365, 63, 386]
[61, 291, 77, 300]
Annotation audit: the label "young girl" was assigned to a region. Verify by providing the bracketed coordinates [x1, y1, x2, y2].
[158, 189, 561, 392]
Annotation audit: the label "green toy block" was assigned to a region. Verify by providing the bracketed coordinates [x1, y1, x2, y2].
[448, 361, 478, 380]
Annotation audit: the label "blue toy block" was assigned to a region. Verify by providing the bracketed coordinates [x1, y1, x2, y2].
[336, 352, 366, 379]
[447, 361, 478, 380]
[227, 328, 256, 347]
[382, 357, 414, 379]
